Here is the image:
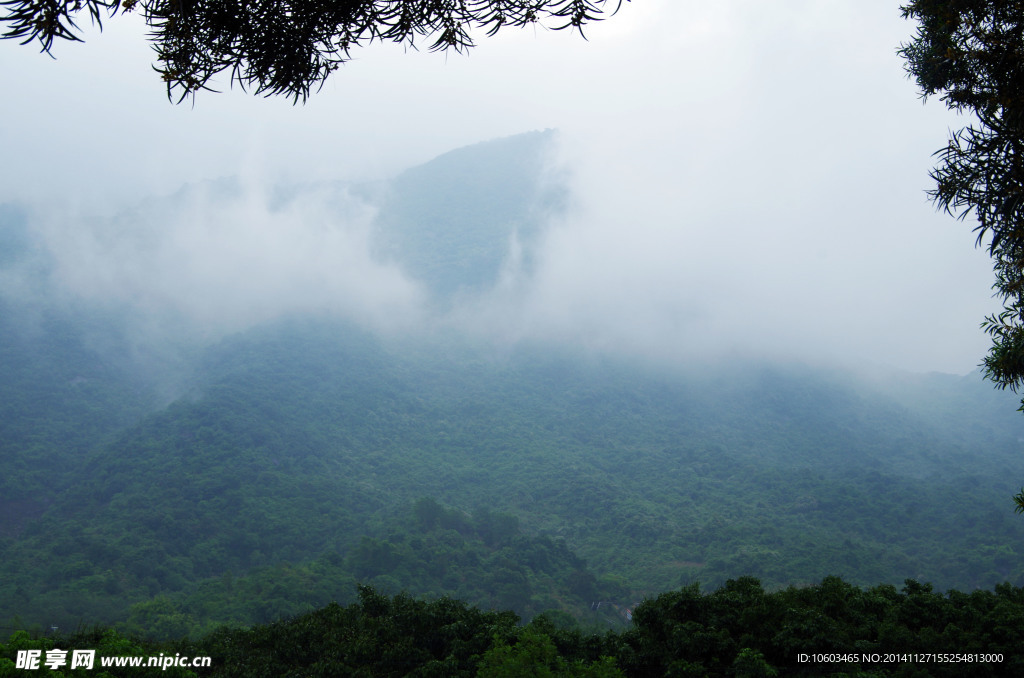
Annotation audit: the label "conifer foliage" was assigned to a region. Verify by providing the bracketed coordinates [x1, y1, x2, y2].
[0, 0, 624, 101]
[900, 3, 1024, 404]
[900, 1, 1024, 513]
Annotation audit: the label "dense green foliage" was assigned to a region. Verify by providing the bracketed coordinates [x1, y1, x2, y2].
[900, 3, 1024, 415]
[111, 497, 623, 638]
[0, 0, 621, 101]
[3, 315, 1024, 634]
[5, 578, 1024, 676]
[5, 131, 1024, 659]
[0, 296, 157, 537]
[611, 575, 1024, 676]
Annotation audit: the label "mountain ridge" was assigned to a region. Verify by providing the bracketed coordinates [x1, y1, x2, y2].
[2, 131, 1024, 636]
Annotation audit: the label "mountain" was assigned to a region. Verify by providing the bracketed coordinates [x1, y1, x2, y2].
[2, 132, 1024, 638]
[370, 128, 563, 301]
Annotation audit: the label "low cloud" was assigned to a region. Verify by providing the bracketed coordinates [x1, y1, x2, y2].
[0, 0, 1004, 377]
[16, 177, 425, 345]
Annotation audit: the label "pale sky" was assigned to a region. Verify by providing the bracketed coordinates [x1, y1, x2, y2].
[0, 0, 1002, 375]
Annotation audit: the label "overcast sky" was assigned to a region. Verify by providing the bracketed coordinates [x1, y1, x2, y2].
[0, 0, 1002, 376]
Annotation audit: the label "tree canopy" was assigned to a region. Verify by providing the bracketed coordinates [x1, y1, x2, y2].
[0, 0, 624, 101]
[899, 1, 1024, 512]
[900, 3, 1024, 396]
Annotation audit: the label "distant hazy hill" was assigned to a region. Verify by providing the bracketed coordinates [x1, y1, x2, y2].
[3, 132, 1024, 637]
[370, 129, 563, 300]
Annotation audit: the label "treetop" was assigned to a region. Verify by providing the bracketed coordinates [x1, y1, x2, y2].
[1, 0, 625, 102]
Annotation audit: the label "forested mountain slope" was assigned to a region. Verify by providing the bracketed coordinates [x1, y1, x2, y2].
[3, 316, 1024, 633]
[2, 132, 1024, 637]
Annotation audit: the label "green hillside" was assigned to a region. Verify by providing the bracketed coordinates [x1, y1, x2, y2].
[3, 316, 1024, 635]
[3, 132, 1024, 643]
[0, 297, 158, 529]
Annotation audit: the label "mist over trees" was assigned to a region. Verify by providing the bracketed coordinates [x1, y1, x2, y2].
[4, 135, 1024, 643]
[5, 3, 1024, 673]
[900, 2, 1024, 512]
